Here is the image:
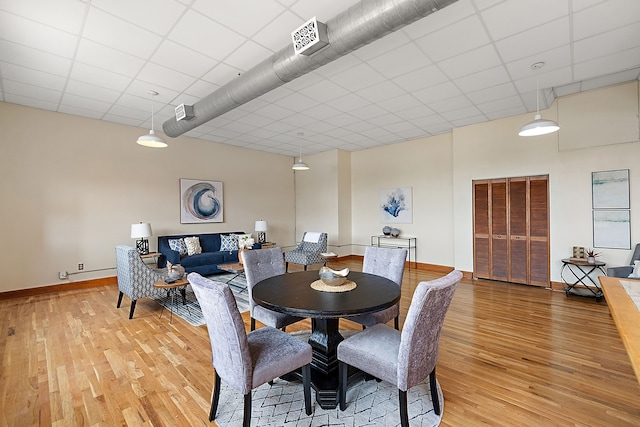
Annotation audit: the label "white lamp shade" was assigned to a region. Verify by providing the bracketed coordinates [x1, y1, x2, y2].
[292, 160, 309, 170]
[137, 130, 168, 148]
[519, 114, 560, 137]
[131, 223, 152, 239]
[255, 220, 268, 232]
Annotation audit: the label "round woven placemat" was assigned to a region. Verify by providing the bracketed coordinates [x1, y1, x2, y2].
[310, 279, 357, 292]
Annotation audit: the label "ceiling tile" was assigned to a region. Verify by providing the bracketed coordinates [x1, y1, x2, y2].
[83, 8, 162, 58]
[366, 42, 432, 79]
[70, 62, 133, 92]
[297, 79, 350, 103]
[481, 0, 568, 41]
[0, 62, 66, 91]
[0, 11, 77, 57]
[152, 40, 220, 78]
[194, 0, 285, 37]
[0, 40, 72, 75]
[223, 40, 274, 71]
[0, 0, 85, 33]
[494, 17, 570, 63]
[252, 10, 302, 51]
[438, 44, 502, 80]
[454, 65, 511, 93]
[573, 22, 640, 64]
[416, 15, 490, 62]
[91, 0, 185, 36]
[393, 65, 449, 92]
[76, 39, 145, 76]
[573, 0, 640, 40]
[168, 10, 246, 60]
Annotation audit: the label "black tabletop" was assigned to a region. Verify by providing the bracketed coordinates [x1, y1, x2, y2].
[252, 270, 400, 319]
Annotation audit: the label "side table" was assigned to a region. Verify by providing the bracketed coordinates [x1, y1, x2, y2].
[154, 278, 190, 323]
[560, 258, 606, 301]
[260, 242, 277, 249]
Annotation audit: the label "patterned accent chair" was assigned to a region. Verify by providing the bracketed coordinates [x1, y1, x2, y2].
[337, 270, 462, 427]
[284, 232, 328, 272]
[242, 247, 305, 331]
[115, 245, 167, 319]
[607, 243, 640, 277]
[187, 273, 313, 426]
[345, 246, 407, 330]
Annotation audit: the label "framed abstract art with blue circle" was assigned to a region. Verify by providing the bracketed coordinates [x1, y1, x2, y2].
[180, 179, 223, 223]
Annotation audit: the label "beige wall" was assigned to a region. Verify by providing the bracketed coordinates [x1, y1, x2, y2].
[336, 81, 640, 283]
[3, 80, 639, 292]
[0, 103, 296, 292]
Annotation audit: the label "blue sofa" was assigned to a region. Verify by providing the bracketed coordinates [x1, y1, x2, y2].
[157, 232, 260, 276]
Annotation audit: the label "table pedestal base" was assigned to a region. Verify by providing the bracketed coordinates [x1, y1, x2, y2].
[308, 318, 343, 409]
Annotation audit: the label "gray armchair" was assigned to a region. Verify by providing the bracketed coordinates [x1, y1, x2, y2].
[607, 243, 640, 277]
[345, 246, 407, 329]
[115, 245, 167, 319]
[284, 232, 328, 272]
[337, 270, 462, 426]
[242, 247, 305, 331]
[187, 272, 313, 426]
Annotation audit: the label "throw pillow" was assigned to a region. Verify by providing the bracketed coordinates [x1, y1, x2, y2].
[184, 236, 202, 256]
[221, 234, 239, 251]
[168, 238, 188, 256]
[628, 260, 640, 278]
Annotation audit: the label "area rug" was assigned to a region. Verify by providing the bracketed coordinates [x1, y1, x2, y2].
[214, 374, 443, 427]
[152, 272, 249, 326]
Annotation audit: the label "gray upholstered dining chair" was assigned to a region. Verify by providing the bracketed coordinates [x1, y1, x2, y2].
[187, 272, 313, 427]
[284, 232, 328, 271]
[337, 270, 462, 427]
[242, 247, 305, 331]
[345, 246, 407, 329]
[607, 243, 640, 277]
[115, 245, 167, 319]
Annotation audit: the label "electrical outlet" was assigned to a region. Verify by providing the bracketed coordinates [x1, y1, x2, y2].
[59, 271, 68, 279]
[78, 263, 84, 271]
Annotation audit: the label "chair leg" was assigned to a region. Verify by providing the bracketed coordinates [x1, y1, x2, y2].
[209, 372, 221, 422]
[302, 364, 312, 415]
[286, 262, 289, 272]
[394, 316, 399, 330]
[430, 367, 440, 415]
[128, 300, 137, 319]
[339, 361, 347, 411]
[250, 317, 256, 331]
[117, 291, 124, 308]
[243, 392, 252, 427]
[399, 389, 409, 427]
[180, 288, 187, 305]
[304, 265, 307, 271]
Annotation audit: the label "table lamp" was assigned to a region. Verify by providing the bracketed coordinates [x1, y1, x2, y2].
[131, 222, 152, 255]
[255, 220, 267, 243]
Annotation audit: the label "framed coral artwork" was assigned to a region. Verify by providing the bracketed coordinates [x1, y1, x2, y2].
[380, 187, 412, 224]
[180, 179, 223, 223]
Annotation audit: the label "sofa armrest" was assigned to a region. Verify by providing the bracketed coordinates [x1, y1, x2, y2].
[607, 265, 633, 278]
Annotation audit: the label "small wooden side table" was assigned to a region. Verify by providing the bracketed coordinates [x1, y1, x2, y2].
[260, 242, 277, 249]
[154, 278, 189, 323]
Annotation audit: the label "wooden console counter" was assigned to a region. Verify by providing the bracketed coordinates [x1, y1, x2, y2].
[599, 276, 640, 385]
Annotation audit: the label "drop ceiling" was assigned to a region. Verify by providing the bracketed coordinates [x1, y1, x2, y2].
[1, 0, 639, 158]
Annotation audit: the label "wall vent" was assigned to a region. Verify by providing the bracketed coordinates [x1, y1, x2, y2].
[292, 16, 329, 56]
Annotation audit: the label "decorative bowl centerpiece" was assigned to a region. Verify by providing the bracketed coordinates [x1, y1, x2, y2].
[319, 266, 350, 286]
[167, 262, 186, 281]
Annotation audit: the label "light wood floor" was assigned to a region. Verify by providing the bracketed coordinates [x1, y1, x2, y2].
[1, 259, 639, 426]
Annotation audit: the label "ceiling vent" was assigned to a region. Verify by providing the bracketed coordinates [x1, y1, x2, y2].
[175, 103, 194, 121]
[292, 16, 329, 56]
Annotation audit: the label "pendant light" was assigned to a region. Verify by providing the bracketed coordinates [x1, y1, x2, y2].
[292, 140, 309, 171]
[137, 90, 168, 148]
[519, 62, 560, 137]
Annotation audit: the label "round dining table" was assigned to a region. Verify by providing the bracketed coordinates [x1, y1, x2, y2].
[252, 270, 400, 409]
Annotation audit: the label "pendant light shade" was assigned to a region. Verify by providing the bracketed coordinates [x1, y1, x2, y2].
[519, 62, 559, 137]
[518, 114, 560, 136]
[292, 144, 309, 170]
[137, 91, 167, 148]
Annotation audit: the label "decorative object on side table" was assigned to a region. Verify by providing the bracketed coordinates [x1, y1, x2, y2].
[237, 234, 255, 265]
[319, 267, 350, 286]
[390, 227, 400, 238]
[166, 261, 185, 281]
[586, 248, 600, 264]
[131, 222, 152, 255]
[382, 226, 391, 236]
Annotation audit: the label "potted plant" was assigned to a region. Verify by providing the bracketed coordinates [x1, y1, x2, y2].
[586, 248, 600, 264]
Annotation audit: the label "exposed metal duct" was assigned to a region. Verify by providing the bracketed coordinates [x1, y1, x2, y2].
[162, 0, 459, 138]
